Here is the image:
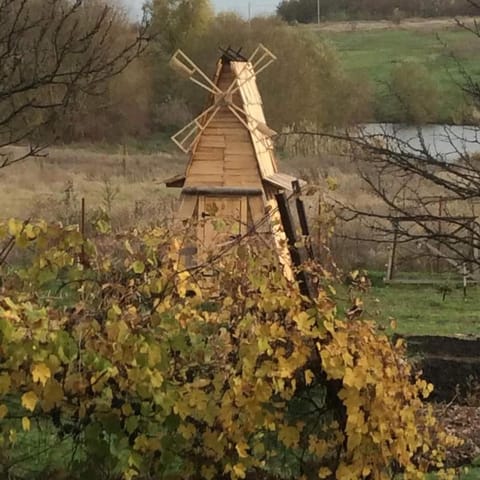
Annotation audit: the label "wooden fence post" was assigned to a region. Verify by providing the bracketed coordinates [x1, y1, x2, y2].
[80, 197, 86, 266]
[386, 219, 399, 282]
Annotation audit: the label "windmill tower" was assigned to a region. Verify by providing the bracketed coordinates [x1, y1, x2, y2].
[165, 45, 304, 278]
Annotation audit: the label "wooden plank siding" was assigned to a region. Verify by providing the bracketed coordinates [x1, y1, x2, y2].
[184, 68, 263, 189]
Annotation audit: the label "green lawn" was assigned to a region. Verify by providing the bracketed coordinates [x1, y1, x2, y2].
[459, 467, 480, 479]
[337, 274, 480, 336]
[426, 467, 480, 479]
[323, 28, 480, 122]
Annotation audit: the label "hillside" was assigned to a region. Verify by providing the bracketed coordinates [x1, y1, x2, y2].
[316, 18, 480, 123]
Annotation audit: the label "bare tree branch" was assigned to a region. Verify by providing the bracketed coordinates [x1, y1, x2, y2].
[0, 0, 151, 168]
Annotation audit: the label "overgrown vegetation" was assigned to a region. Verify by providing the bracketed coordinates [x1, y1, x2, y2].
[0, 219, 461, 479]
[148, 5, 371, 131]
[324, 27, 478, 123]
[3, 0, 480, 477]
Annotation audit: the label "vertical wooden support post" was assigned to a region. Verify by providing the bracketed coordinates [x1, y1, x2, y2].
[386, 219, 399, 282]
[292, 180, 314, 260]
[275, 192, 314, 299]
[463, 262, 468, 299]
[316, 193, 323, 259]
[122, 144, 127, 177]
[80, 197, 86, 266]
[436, 197, 444, 273]
[80, 198, 86, 238]
[472, 219, 479, 279]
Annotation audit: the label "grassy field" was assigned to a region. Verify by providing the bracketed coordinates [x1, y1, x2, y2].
[426, 466, 480, 479]
[323, 26, 480, 122]
[458, 468, 480, 479]
[0, 146, 186, 229]
[337, 273, 480, 336]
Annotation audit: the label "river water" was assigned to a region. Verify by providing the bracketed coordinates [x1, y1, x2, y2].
[363, 124, 480, 161]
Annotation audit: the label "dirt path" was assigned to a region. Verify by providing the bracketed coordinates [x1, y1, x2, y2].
[303, 16, 479, 33]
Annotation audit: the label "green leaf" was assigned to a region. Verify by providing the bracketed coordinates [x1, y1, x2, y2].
[132, 261, 145, 274]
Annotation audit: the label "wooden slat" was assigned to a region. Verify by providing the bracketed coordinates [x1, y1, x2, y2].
[197, 135, 225, 148]
[204, 127, 248, 136]
[177, 196, 198, 219]
[189, 166, 224, 176]
[224, 154, 257, 164]
[223, 178, 262, 187]
[241, 196, 248, 234]
[185, 176, 224, 186]
[192, 153, 225, 162]
[223, 162, 257, 170]
[209, 118, 242, 127]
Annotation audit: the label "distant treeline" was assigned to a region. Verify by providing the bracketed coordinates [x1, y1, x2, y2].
[277, 0, 478, 22]
[6, 0, 476, 147]
[26, 0, 372, 144]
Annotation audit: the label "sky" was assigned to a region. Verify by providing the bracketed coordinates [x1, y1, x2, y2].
[211, 0, 278, 17]
[122, 0, 277, 19]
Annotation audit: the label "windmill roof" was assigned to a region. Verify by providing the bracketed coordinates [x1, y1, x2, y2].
[229, 61, 279, 180]
[264, 173, 307, 191]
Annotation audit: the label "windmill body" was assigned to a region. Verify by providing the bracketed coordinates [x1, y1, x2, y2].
[166, 46, 303, 278]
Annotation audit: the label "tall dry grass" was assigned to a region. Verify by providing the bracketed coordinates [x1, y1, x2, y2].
[2, 144, 473, 272]
[0, 144, 392, 269]
[0, 146, 187, 230]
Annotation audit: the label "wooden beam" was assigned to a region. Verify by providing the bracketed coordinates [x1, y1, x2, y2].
[182, 186, 263, 196]
[275, 192, 315, 299]
[292, 180, 314, 260]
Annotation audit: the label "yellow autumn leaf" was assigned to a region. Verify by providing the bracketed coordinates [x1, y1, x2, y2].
[235, 441, 249, 458]
[42, 380, 64, 412]
[21, 391, 38, 412]
[318, 466, 332, 479]
[201, 465, 217, 480]
[326, 176, 338, 191]
[22, 417, 31, 432]
[0, 374, 11, 395]
[362, 466, 372, 476]
[121, 403, 134, 417]
[278, 424, 300, 448]
[0, 404, 8, 419]
[31, 363, 51, 386]
[304, 369, 314, 386]
[232, 463, 246, 479]
[7, 218, 21, 236]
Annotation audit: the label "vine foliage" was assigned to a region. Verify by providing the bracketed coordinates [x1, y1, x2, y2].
[0, 219, 459, 479]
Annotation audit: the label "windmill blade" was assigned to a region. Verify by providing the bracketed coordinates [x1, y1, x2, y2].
[221, 44, 277, 99]
[170, 50, 222, 95]
[248, 43, 277, 76]
[171, 104, 222, 153]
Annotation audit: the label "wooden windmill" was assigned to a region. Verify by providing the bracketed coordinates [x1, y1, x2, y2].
[165, 45, 305, 279]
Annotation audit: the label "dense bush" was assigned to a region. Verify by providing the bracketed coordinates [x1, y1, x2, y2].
[388, 62, 441, 124]
[0, 219, 459, 479]
[148, 3, 372, 131]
